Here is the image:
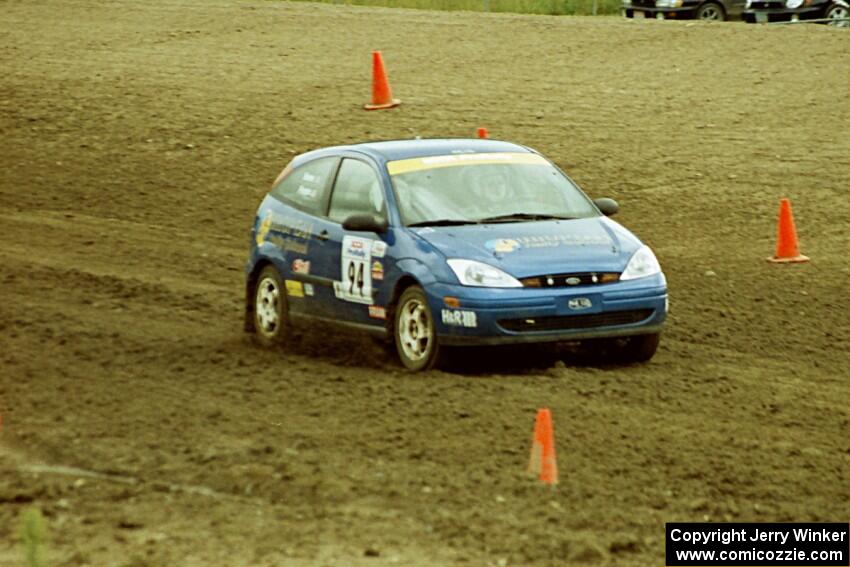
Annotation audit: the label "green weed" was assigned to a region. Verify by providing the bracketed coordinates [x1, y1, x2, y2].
[19, 508, 47, 567]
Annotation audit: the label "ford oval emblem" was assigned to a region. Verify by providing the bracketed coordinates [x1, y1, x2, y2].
[568, 298, 592, 310]
[565, 277, 581, 286]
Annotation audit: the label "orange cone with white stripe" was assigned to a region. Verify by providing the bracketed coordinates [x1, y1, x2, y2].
[528, 408, 558, 485]
[364, 51, 400, 111]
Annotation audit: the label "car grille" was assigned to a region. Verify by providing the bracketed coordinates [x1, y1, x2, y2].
[520, 272, 620, 288]
[749, 1, 783, 7]
[632, 0, 656, 7]
[499, 309, 654, 333]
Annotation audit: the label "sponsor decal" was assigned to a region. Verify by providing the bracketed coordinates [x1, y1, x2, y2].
[303, 283, 315, 297]
[291, 259, 310, 275]
[485, 238, 521, 253]
[285, 280, 304, 298]
[255, 211, 273, 246]
[568, 297, 592, 310]
[276, 217, 313, 240]
[371, 240, 387, 258]
[296, 185, 318, 200]
[269, 235, 308, 254]
[368, 305, 386, 320]
[263, 216, 313, 254]
[371, 260, 384, 281]
[515, 234, 610, 249]
[441, 309, 477, 328]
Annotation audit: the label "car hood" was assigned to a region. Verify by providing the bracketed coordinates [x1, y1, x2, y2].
[411, 217, 643, 278]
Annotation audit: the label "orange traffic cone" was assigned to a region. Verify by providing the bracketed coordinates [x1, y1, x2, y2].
[528, 408, 558, 485]
[767, 198, 809, 263]
[477, 127, 488, 139]
[364, 51, 400, 111]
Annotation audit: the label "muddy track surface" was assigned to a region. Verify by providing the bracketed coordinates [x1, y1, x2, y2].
[1, 2, 849, 566]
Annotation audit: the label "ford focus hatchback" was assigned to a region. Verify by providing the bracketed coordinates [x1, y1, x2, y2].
[245, 139, 668, 371]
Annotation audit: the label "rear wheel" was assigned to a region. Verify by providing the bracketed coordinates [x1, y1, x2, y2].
[696, 2, 725, 20]
[253, 265, 290, 347]
[394, 286, 443, 371]
[825, 3, 849, 26]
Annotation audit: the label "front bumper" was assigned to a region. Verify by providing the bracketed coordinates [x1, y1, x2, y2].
[425, 274, 668, 346]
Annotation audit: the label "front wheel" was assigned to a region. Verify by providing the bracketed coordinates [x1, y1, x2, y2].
[584, 333, 661, 364]
[394, 286, 443, 371]
[696, 2, 725, 20]
[825, 3, 849, 26]
[252, 265, 291, 347]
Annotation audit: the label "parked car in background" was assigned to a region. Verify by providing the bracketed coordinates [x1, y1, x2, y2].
[622, 0, 744, 19]
[743, 0, 849, 24]
[245, 139, 668, 371]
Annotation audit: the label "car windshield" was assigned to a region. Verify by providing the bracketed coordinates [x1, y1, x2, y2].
[387, 152, 599, 227]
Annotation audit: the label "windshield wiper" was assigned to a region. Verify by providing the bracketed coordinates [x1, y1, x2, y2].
[407, 218, 477, 227]
[476, 212, 577, 223]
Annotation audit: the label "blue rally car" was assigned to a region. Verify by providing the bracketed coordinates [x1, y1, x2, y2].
[245, 139, 668, 371]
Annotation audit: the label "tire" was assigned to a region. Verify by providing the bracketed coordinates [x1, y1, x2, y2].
[393, 286, 443, 371]
[252, 265, 290, 347]
[825, 3, 849, 26]
[584, 333, 661, 364]
[616, 333, 661, 363]
[696, 2, 725, 20]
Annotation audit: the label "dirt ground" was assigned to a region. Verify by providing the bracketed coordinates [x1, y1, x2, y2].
[1, 1, 848, 565]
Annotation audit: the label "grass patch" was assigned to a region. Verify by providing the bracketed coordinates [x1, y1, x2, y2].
[285, 0, 623, 17]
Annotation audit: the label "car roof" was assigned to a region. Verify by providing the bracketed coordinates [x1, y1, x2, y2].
[295, 138, 536, 166]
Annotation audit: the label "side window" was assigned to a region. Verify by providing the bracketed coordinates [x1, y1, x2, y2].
[270, 157, 336, 216]
[328, 159, 386, 224]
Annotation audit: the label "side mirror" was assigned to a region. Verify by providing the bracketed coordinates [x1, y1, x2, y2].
[342, 214, 388, 233]
[593, 198, 619, 217]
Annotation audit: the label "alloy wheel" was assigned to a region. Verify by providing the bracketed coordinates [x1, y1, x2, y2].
[826, 5, 849, 26]
[397, 297, 431, 362]
[255, 275, 281, 338]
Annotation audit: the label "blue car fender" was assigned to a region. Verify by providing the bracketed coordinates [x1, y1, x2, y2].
[383, 256, 451, 311]
[388, 257, 440, 294]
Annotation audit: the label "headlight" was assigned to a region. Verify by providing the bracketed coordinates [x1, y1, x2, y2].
[656, 0, 683, 7]
[620, 246, 662, 281]
[446, 259, 522, 288]
[785, 0, 803, 8]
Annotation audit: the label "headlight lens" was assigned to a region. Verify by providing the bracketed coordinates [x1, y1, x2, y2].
[447, 259, 522, 288]
[656, 0, 683, 6]
[785, 0, 803, 7]
[620, 246, 662, 281]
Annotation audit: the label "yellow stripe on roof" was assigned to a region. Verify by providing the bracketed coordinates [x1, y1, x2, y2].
[387, 152, 549, 175]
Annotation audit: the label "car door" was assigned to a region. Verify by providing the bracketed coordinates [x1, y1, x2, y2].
[308, 156, 391, 326]
[261, 155, 338, 318]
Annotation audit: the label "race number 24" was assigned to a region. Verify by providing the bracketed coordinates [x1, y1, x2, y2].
[347, 259, 366, 298]
[335, 235, 373, 305]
